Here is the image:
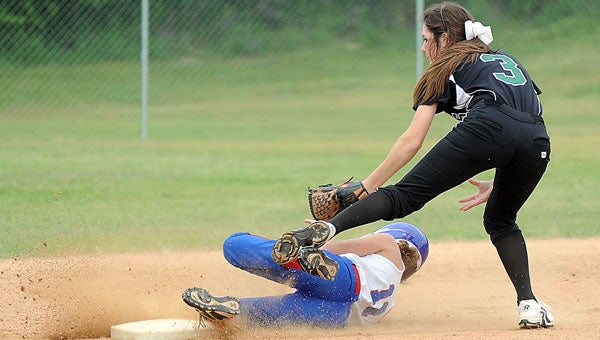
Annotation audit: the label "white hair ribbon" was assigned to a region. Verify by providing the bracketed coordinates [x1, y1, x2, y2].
[464, 20, 493, 45]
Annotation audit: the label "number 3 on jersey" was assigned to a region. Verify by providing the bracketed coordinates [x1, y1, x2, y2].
[480, 54, 527, 86]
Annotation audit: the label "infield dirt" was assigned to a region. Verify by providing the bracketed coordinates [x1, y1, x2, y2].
[2, 238, 599, 339]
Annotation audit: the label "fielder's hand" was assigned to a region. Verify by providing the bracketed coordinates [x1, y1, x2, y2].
[308, 177, 368, 221]
[459, 178, 493, 211]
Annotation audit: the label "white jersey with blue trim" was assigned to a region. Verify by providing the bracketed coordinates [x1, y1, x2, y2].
[340, 252, 404, 324]
[435, 51, 543, 121]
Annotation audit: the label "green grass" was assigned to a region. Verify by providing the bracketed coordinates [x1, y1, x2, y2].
[1, 20, 599, 257]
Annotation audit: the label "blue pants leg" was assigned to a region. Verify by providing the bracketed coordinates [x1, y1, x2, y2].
[222, 232, 359, 326]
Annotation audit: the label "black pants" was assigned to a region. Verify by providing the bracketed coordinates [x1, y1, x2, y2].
[378, 99, 550, 241]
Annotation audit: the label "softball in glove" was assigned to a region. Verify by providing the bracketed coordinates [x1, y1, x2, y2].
[308, 177, 368, 221]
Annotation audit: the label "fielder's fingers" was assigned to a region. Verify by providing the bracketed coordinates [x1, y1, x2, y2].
[467, 178, 480, 186]
[458, 195, 477, 203]
[459, 202, 474, 211]
[460, 198, 485, 211]
[304, 218, 316, 224]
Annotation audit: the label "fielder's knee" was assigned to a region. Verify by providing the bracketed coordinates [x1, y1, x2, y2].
[484, 219, 520, 243]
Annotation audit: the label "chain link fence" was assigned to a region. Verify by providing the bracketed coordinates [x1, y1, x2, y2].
[1, 0, 598, 139]
[1, 1, 599, 255]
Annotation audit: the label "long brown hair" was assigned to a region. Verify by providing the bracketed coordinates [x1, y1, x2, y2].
[413, 2, 493, 106]
[398, 240, 420, 280]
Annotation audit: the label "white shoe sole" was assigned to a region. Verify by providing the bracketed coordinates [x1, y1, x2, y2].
[519, 308, 554, 329]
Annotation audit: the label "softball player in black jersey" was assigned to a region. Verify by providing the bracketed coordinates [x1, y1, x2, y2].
[274, 2, 554, 329]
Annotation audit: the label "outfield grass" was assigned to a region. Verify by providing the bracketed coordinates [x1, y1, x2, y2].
[1, 20, 598, 257]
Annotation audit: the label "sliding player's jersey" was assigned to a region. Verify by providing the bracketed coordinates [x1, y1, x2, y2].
[434, 51, 542, 121]
[342, 253, 404, 324]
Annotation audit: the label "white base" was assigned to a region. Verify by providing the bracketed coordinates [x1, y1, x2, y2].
[110, 319, 203, 340]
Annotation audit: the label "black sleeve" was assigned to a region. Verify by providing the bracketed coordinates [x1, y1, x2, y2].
[532, 80, 542, 95]
[412, 85, 452, 113]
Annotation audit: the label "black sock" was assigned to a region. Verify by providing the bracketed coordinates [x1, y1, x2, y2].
[492, 230, 536, 304]
[329, 190, 393, 234]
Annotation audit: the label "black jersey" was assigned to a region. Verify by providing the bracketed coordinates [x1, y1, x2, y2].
[419, 52, 542, 121]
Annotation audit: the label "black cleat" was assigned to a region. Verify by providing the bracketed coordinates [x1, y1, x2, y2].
[297, 246, 339, 281]
[271, 221, 335, 265]
[182, 287, 240, 326]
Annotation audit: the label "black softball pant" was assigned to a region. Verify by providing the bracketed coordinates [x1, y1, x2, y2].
[332, 99, 551, 241]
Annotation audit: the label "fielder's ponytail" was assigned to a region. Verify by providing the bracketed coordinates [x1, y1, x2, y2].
[412, 2, 493, 107]
[413, 40, 491, 107]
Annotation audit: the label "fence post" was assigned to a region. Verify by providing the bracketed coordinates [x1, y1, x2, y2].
[415, 0, 424, 82]
[141, 0, 149, 140]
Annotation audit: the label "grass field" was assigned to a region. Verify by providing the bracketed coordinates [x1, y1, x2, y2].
[1, 18, 599, 258]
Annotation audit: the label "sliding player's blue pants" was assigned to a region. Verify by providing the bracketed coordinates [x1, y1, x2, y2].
[222, 232, 360, 327]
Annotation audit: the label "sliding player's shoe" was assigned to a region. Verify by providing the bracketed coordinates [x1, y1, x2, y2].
[297, 246, 339, 281]
[271, 221, 336, 265]
[182, 287, 240, 327]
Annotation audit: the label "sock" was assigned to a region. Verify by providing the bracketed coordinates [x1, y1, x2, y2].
[330, 190, 394, 234]
[492, 230, 536, 303]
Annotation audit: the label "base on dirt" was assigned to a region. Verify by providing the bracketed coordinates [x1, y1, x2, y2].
[110, 319, 203, 340]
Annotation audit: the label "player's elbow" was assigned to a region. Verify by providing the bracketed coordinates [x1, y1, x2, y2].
[398, 135, 424, 157]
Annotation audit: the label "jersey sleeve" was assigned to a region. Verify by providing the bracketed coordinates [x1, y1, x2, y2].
[533, 80, 542, 95]
[411, 84, 453, 114]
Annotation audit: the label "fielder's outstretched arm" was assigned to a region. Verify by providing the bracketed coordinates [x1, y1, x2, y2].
[362, 104, 436, 193]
